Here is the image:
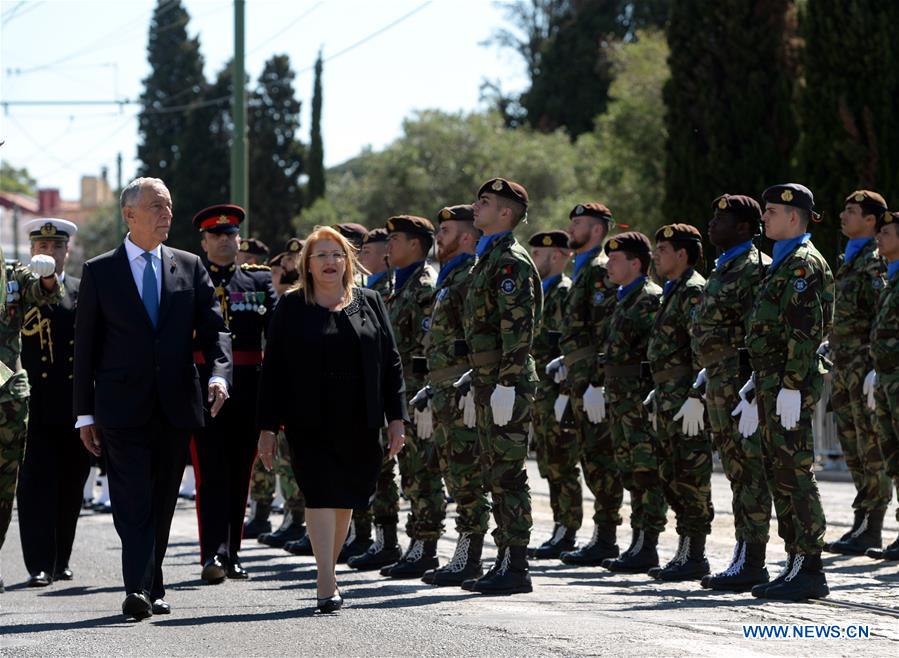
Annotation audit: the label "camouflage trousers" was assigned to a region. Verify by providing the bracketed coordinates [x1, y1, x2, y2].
[570, 391, 623, 529]
[654, 379, 714, 537]
[370, 439, 401, 527]
[432, 382, 490, 535]
[0, 396, 28, 550]
[249, 432, 305, 519]
[872, 376, 899, 523]
[606, 381, 667, 534]
[831, 349, 892, 513]
[756, 374, 826, 555]
[474, 381, 533, 547]
[533, 381, 583, 530]
[705, 362, 771, 543]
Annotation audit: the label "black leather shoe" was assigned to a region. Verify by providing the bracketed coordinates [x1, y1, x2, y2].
[423, 533, 484, 586]
[122, 592, 153, 620]
[704, 541, 769, 592]
[27, 572, 52, 587]
[648, 535, 710, 582]
[751, 553, 794, 598]
[347, 524, 402, 570]
[201, 554, 227, 584]
[560, 525, 619, 566]
[865, 532, 899, 560]
[528, 524, 577, 560]
[151, 598, 171, 615]
[227, 556, 249, 579]
[602, 529, 658, 573]
[258, 513, 306, 548]
[469, 546, 532, 595]
[380, 539, 439, 579]
[825, 509, 885, 556]
[755, 554, 829, 601]
[337, 522, 373, 564]
[284, 534, 315, 556]
[316, 592, 344, 614]
[53, 567, 74, 581]
[243, 501, 272, 539]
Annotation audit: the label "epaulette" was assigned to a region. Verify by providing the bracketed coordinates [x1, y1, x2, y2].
[241, 263, 271, 272]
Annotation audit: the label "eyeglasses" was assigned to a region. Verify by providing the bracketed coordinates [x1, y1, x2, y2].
[310, 251, 347, 262]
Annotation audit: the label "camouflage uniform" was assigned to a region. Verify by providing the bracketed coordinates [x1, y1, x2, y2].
[648, 269, 713, 537]
[830, 238, 890, 514]
[692, 244, 772, 544]
[0, 263, 61, 550]
[249, 432, 305, 519]
[746, 236, 833, 556]
[462, 231, 542, 547]
[533, 273, 582, 530]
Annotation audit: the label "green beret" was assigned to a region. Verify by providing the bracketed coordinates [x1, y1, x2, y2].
[477, 177, 529, 209]
[528, 230, 570, 249]
[604, 231, 652, 256]
[762, 183, 816, 212]
[386, 215, 435, 236]
[437, 204, 475, 223]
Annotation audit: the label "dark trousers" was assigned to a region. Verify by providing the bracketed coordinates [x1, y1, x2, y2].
[102, 413, 191, 599]
[17, 425, 91, 575]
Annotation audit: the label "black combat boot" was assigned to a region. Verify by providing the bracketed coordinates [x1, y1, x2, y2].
[703, 541, 770, 592]
[823, 509, 864, 553]
[756, 553, 829, 601]
[751, 552, 794, 598]
[258, 511, 306, 548]
[468, 546, 532, 595]
[866, 530, 899, 560]
[528, 524, 577, 560]
[559, 525, 619, 566]
[347, 524, 402, 571]
[243, 501, 272, 539]
[283, 534, 314, 556]
[380, 539, 439, 578]
[337, 520, 374, 564]
[422, 533, 484, 586]
[649, 535, 710, 582]
[601, 529, 658, 573]
[827, 509, 885, 555]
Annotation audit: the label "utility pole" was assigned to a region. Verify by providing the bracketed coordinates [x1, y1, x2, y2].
[231, 0, 249, 237]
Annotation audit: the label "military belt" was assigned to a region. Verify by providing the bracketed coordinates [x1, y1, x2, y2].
[564, 345, 596, 367]
[429, 363, 470, 385]
[469, 349, 502, 368]
[194, 350, 262, 367]
[650, 364, 692, 386]
[697, 346, 739, 368]
[604, 363, 642, 379]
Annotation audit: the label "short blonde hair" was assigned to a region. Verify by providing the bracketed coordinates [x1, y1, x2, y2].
[296, 226, 359, 304]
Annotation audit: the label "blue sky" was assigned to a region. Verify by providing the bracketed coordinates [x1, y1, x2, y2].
[0, 0, 529, 199]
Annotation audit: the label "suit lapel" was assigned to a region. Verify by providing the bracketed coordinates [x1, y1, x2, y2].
[158, 246, 180, 325]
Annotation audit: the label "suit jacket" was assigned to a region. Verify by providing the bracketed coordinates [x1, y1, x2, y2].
[21, 275, 79, 427]
[256, 287, 407, 432]
[73, 243, 232, 429]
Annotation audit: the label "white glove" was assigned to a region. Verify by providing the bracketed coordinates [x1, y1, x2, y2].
[731, 398, 759, 438]
[642, 389, 657, 431]
[553, 394, 569, 423]
[458, 390, 476, 428]
[546, 356, 567, 383]
[739, 376, 755, 400]
[674, 397, 705, 437]
[29, 254, 56, 277]
[863, 369, 877, 411]
[490, 384, 516, 426]
[453, 370, 472, 389]
[693, 368, 707, 390]
[816, 340, 830, 357]
[414, 406, 433, 439]
[776, 388, 801, 431]
[582, 384, 606, 424]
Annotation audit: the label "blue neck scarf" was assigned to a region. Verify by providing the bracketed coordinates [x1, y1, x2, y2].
[573, 247, 600, 280]
[715, 240, 753, 269]
[366, 271, 387, 289]
[476, 231, 511, 259]
[771, 233, 811, 271]
[394, 261, 423, 292]
[617, 275, 646, 301]
[436, 253, 474, 287]
[663, 279, 677, 298]
[541, 273, 561, 294]
[844, 237, 873, 265]
[888, 261, 899, 282]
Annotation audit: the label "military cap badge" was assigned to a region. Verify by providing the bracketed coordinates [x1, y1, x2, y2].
[608, 239, 619, 249]
[239, 242, 249, 251]
[40, 223, 57, 236]
[663, 227, 674, 238]
[217, 214, 229, 224]
[492, 180, 504, 192]
[781, 190, 794, 202]
[542, 235, 552, 246]
[717, 198, 728, 209]
[440, 208, 451, 220]
[288, 241, 301, 252]
[387, 219, 395, 231]
[575, 205, 585, 215]
[854, 192, 866, 202]
[885, 214, 895, 224]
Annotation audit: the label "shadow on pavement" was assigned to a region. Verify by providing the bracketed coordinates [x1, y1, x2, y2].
[0, 614, 135, 635]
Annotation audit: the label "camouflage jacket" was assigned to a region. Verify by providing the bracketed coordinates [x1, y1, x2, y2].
[387, 261, 435, 390]
[368, 269, 394, 301]
[604, 277, 662, 393]
[692, 245, 769, 376]
[423, 255, 473, 386]
[0, 262, 64, 400]
[533, 274, 572, 379]
[870, 269, 899, 380]
[558, 250, 617, 393]
[462, 232, 543, 388]
[831, 238, 884, 355]
[746, 238, 834, 390]
[648, 268, 706, 378]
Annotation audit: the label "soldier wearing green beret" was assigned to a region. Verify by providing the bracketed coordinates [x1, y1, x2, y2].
[361, 228, 394, 300]
[599, 232, 668, 573]
[735, 183, 833, 601]
[822, 190, 890, 556]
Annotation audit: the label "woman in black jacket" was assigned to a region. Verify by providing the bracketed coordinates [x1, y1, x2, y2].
[256, 226, 407, 613]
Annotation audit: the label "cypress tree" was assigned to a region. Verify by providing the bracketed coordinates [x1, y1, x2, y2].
[307, 50, 326, 203]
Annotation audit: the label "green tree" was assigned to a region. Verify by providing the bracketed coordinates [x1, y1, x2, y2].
[796, 0, 899, 263]
[307, 50, 326, 204]
[0, 163, 37, 195]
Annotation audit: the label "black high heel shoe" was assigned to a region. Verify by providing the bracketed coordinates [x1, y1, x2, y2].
[316, 589, 343, 613]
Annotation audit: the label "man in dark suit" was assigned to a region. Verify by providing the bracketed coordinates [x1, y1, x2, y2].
[73, 177, 232, 620]
[17, 218, 89, 587]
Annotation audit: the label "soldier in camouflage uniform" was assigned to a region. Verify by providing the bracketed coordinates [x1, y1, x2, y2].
[694, 194, 773, 592]
[414, 205, 489, 586]
[456, 177, 542, 595]
[644, 224, 712, 582]
[0, 254, 61, 593]
[867, 210, 899, 561]
[823, 190, 890, 555]
[600, 232, 668, 574]
[738, 184, 832, 601]
[525, 229, 582, 560]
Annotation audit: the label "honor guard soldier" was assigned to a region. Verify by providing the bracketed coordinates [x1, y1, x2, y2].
[414, 205, 489, 586]
[455, 178, 542, 595]
[0, 240, 62, 593]
[237, 238, 269, 266]
[361, 228, 394, 300]
[190, 204, 276, 584]
[16, 219, 87, 588]
[868, 210, 899, 561]
[547, 203, 625, 565]
[644, 224, 712, 581]
[693, 194, 773, 592]
[336, 223, 370, 293]
[823, 190, 890, 555]
[526, 229, 583, 559]
[736, 184, 833, 601]
[600, 232, 669, 574]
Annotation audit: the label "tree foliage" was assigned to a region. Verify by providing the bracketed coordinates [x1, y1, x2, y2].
[307, 50, 326, 204]
[0, 163, 37, 195]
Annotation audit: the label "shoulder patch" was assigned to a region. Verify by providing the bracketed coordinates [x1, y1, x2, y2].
[592, 290, 605, 305]
[500, 278, 517, 295]
[421, 317, 431, 332]
[793, 278, 808, 293]
[873, 278, 884, 290]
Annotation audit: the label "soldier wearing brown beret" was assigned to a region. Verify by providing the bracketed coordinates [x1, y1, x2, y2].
[237, 238, 270, 266]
